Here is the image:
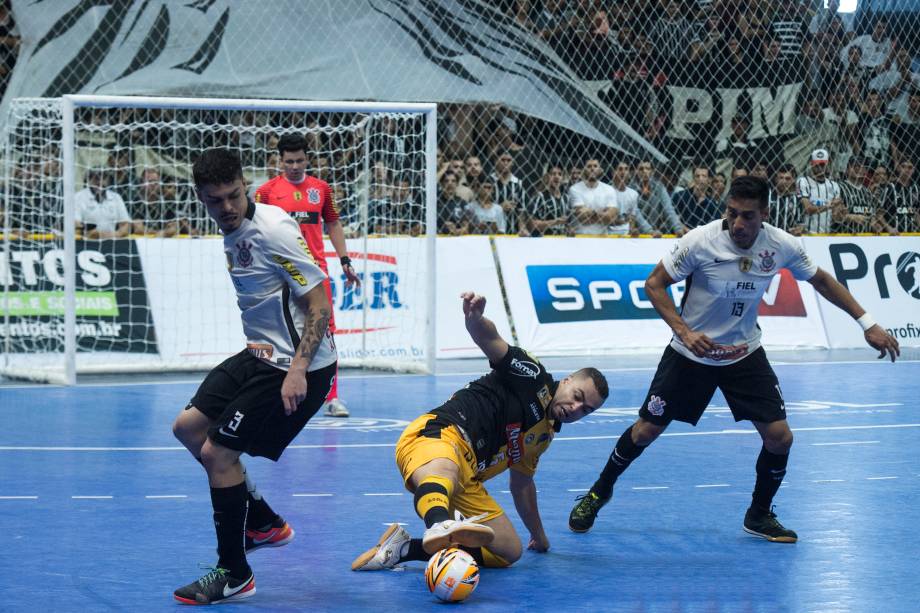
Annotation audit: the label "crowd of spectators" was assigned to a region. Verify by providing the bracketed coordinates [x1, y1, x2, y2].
[1, 1, 917, 237]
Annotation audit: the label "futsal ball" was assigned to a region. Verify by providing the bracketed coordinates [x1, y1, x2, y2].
[424, 547, 480, 602]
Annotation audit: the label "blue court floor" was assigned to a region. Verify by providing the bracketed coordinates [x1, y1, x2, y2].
[1, 350, 919, 612]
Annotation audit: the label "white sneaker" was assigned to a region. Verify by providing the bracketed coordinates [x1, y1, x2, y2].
[351, 523, 410, 571]
[323, 398, 349, 417]
[421, 513, 494, 554]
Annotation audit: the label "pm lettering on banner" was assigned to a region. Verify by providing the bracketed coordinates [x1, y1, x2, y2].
[664, 58, 804, 155]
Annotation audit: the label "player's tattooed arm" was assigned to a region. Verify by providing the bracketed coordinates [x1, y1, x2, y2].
[282, 283, 331, 415]
[295, 283, 332, 366]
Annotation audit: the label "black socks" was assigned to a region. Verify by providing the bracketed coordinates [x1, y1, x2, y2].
[593, 425, 647, 499]
[751, 446, 788, 511]
[210, 482, 251, 578]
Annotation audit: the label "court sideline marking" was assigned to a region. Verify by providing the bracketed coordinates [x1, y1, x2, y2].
[1, 423, 917, 452]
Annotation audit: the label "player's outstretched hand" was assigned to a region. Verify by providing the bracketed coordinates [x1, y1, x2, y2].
[866, 325, 900, 362]
[461, 292, 486, 321]
[527, 532, 550, 553]
[281, 370, 308, 415]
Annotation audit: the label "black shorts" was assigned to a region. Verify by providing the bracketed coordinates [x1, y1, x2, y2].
[189, 350, 336, 461]
[637, 346, 786, 426]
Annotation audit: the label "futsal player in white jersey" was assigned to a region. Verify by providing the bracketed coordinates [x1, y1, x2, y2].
[569, 176, 900, 543]
[171, 149, 338, 605]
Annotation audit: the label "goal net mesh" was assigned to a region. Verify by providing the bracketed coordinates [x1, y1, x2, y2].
[1, 98, 433, 382]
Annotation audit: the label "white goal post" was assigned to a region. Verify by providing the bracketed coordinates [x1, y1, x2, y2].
[1, 95, 437, 384]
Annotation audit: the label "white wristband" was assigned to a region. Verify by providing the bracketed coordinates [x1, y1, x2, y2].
[857, 313, 876, 332]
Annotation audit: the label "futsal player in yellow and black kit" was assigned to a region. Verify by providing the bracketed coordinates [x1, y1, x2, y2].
[351, 292, 609, 571]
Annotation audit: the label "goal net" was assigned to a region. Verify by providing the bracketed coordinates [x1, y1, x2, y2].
[1, 96, 436, 384]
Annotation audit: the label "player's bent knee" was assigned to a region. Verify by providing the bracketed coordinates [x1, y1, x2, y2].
[482, 545, 518, 568]
[633, 419, 665, 446]
[199, 440, 239, 473]
[763, 423, 793, 453]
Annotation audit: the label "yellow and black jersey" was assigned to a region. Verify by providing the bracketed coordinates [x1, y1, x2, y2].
[426, 346, 560, 481]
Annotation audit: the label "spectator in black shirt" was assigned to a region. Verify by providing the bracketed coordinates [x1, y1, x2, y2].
[527, 165, 571, 237]
[437, 171, 470, 236]
[879, 159, 920, 234]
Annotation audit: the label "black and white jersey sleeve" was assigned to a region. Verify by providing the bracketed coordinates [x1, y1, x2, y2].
[223, 202, 337, 372]
[663, 220, 817, 366]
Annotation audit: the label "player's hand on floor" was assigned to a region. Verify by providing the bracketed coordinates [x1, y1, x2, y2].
[528, 533, 550, 553]
[866, 325, 900, 362]
[281, 371, 308, 415]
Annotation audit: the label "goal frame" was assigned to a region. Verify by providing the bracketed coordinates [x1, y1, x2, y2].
[3, 95, 438, 384]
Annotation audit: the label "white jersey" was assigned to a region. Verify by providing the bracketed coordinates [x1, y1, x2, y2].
[610, 185, 639, 235]
[75, 188, 131, 233]
[662, 219, 817, 366]
[796, 176, 841, 234]
[224, 202, 337, 372]
[568, 180, 619, 234]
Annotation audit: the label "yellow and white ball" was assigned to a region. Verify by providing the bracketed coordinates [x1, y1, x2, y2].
[424, 547, 480, 602]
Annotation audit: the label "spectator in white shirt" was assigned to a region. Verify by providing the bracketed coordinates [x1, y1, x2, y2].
[465, 178, 506, 234]
[75, 168, 132, 239]
[839, 16, 894, 70]
[797, 148, 842, 234]
[609, 161, 641, 235]
[569, 158, 619, 235]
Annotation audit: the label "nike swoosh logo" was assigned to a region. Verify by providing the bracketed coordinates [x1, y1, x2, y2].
[251, 532, 277, 545]
[218, 427, 240, 438]
[223, 577, 251, 598]
[714, 258, 730, 263]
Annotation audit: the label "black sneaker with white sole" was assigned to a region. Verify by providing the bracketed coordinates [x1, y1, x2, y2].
[173, 566, 256, 605]
[743, 506, 797, 543]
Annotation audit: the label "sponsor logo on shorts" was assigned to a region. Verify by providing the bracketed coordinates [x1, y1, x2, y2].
[646, 395, 666, 416]
[510, 358, 539, 379]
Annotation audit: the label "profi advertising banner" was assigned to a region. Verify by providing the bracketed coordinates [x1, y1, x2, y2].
[803, 237, 920, 348]
[495, 237, 827, 356]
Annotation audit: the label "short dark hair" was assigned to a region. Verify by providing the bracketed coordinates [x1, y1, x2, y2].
[277, 133, 309, 156]
[727, 175, 770, 209]
[192, 148, 243, 187]
[575, 367, 609, 403]
[776, 163, 797, 176]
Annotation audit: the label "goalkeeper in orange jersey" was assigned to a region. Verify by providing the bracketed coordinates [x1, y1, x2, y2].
[256, 133, 360, 417]
[351, 292, 609, 571]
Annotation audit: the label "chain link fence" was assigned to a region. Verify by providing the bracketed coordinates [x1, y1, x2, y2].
[2, 0, 919, 238]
